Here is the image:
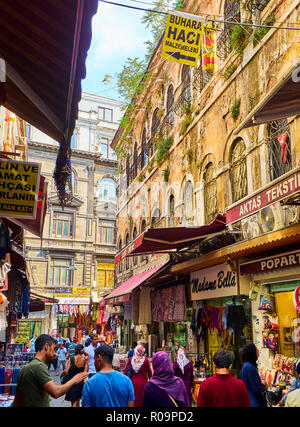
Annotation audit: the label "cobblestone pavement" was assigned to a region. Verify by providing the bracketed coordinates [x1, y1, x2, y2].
[49, 368, 71, 407]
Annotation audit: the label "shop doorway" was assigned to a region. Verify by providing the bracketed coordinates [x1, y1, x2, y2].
[275, 291, 300, 358]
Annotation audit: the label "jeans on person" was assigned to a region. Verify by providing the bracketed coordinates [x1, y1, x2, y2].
[57, 360, 66, 372]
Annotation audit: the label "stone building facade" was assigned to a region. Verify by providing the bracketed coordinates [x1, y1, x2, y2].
[24, 93, 124, 334]
[112, 0, 300, 285]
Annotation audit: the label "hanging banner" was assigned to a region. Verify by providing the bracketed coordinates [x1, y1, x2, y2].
[162, 11, 204, 67]
[0, 158, 40, 218]
[202, 21, 216, 71]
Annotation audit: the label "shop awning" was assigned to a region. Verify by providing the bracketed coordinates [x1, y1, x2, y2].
[0, 0, 98, 144]
[104, 263, 168, 303]
[115, 214, 226, 264]
[235, 64, 300, 132]
[6, 175, 48, 237]
[30, 291, 59, 304]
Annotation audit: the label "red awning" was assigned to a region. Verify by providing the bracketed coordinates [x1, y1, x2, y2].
[0, 0, 98, 144]
[105, 263, 168, 303]
[115, 214, 227, 264]
[7, 175, 48, 237]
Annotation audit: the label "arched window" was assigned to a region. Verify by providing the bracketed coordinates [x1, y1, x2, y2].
[118, 238, 122, 274]
[268, 119, 292, 181]
[150, 108, 161, 158]
[141, 129, 147, 168]
[181, 65, 192, 105]
[141, 219, 147, 233]
[184, 180, 194, 222]
[133, 142, 138, 178]
[125, 232, 130, 270]
[140, 219, 148, 262]
[168, 194, 175, 227]
[166, 85, 175, 127]
[230, 138, 248, 203]
[98, 178, 116, 202]
[132, 227, 138, 266]
[204, 163, 218, 223]
[151, 208, 161, 228]
[217, 0, 241, 60]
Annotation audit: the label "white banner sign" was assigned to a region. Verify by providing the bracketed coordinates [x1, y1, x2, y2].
[190, 263, 238, 301]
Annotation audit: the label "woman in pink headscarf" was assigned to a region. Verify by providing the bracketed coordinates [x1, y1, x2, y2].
[124, 344, 152, 407]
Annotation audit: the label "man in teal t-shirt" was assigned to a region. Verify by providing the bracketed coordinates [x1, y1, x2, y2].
[82, 344, 134, 407]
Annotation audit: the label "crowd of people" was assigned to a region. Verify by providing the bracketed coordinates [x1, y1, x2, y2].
[12, 333, 300, 407]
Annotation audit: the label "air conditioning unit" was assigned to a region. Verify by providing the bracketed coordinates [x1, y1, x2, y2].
[240, 214, 262, 240]
[260, 202, 286, 233]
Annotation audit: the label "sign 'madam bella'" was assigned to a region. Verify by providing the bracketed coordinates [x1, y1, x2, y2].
[191, 263, 238, 301]
[0, 158, 40, 218]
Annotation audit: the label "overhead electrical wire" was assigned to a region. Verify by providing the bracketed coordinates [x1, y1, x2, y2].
[98, 0, 300, 31]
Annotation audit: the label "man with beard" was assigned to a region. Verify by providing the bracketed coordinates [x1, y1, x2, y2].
[13, 334, 88, 407]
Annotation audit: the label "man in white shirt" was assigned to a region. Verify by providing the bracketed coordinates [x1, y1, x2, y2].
[56, 343, 67, 375]
[83, 333, 100, 378]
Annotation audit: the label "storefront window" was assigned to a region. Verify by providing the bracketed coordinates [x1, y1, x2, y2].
[203, 295, 253, 376]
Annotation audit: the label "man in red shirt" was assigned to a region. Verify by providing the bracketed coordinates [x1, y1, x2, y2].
[197, 349, 251, 407]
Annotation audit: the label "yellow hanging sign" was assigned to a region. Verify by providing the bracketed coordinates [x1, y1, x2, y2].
[162, 11, 204, 67]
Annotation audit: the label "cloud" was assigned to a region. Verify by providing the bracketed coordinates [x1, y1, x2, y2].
[83, 1, 152, 97]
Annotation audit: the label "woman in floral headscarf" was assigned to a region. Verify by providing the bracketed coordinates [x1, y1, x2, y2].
[124, 344, 152, 407]
[173, 348, 194, 406]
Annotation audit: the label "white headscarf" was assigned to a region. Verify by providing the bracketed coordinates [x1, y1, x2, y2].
[131, 345, 146, 373]
[177, 348, 189, 374]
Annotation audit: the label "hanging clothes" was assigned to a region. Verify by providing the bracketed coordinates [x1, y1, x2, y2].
[173, 285, 186, 322]
[226, 305, 246, 344]
[131, 290, 140, 325]
[138, 287, 152, 325]
[0, 222, 11, 260]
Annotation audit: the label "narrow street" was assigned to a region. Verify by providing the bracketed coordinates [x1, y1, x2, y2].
[49, 369, 70, 408]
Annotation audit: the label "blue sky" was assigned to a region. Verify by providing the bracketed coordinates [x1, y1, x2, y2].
[82, 0, 154, 101]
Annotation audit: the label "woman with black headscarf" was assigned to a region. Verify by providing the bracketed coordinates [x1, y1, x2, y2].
[241, 343, 266, 407]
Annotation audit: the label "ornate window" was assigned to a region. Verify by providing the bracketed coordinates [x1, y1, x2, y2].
[52, 212, 74, 239]
[217, 0, 241, 60]
[141, 129, 147, 168]
[125, 232, 130, 270]
[149, 109, 161, 158]
[204, 163, 218, 223]
[99, 220, 116, 245]
[132, 227, 138, 265]
[49, 259, 72, 287]
[98, 178, 116, 202]
[166, 85, 175, 127]
[133, 142, 138, 178]
[168, 194, 175, 227]
[268, 119, 292, 181]
[230, 138, 248, 203]
[151, 208, 161, 228]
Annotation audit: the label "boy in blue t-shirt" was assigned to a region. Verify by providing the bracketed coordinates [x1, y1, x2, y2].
[82, 344, 134, 407]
